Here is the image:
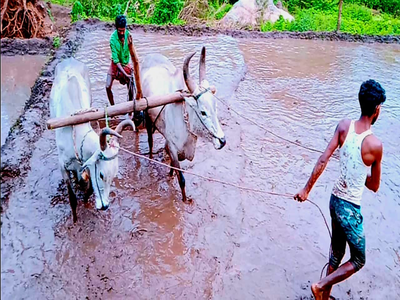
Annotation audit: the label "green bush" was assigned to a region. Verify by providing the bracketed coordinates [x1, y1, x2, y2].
[150, 0, 184, 25]
[262, 4, 400, 35]
[277, 0, 336, 13]
[346, 0, 400, 16]
[278, 0, 400, 16]
[71, 0, 86, 21]
[343, 4, 373, 22]
[215, 3, 232, 20]
[70, 0, 128, 22]
[53, 36, 61, 48]
[51, 0, 400, 35]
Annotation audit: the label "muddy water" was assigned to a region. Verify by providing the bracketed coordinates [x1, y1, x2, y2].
[1, 55, 48, 146]
[1, 29, 400, 300]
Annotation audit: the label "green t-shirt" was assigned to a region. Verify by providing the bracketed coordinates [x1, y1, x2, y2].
[110, 29, 130, 65]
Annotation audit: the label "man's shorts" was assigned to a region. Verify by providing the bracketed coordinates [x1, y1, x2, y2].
[329, 194, 366, 271]
[108, 60, 133, 85]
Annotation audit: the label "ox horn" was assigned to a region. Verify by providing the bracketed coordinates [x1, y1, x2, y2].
[115, 119, 136, 135]
[199, 46, 206, 84]
[183, 52, 197, 94]
[99, 127, 122, 151]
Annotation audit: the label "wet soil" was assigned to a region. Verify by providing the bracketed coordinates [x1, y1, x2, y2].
[1, 55, 49, 146]
[1, 20, 400, 300]
[2, 17, 397, 58]
[1, 22, 88, 206]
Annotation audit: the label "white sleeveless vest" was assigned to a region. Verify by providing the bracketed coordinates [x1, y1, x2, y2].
[332, 120, 373, 206]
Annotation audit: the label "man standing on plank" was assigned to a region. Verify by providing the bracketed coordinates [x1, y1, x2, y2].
[106, 14, 144, 126]
[294, 79, 386, 300]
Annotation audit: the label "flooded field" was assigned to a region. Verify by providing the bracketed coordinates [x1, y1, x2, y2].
[1, 55, 48, 146]
[1, 28, 399, 299]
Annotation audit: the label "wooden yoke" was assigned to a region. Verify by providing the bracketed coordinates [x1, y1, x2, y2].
[46, 92, 190, 130]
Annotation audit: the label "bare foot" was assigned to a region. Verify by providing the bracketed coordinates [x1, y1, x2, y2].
[311, 283, 324, 300]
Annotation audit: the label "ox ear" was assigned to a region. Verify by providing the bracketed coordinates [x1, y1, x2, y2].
[80, 149, 100, 172]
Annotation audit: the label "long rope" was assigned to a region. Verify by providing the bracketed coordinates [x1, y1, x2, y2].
[119, 88, 334, 277]
[210, 92, 339, 158]
[118, 146, 332, 238]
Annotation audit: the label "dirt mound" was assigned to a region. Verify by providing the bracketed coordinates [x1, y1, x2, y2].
[1, 0, 56, 38]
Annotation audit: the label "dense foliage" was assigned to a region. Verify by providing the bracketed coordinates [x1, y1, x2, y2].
[270, 0, 400, 35]
[50, 0, 400, 35]
[150, 0, 184, 24]
[279, 0, 399, 15]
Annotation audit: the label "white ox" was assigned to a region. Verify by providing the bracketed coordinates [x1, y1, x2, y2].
[50, 57, 134, 222]
[140, 47, 226, 201]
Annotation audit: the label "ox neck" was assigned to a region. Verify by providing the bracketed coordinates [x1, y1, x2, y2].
[73, 125, 95, 164]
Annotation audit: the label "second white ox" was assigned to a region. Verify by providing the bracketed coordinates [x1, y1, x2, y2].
[50, 58, 134, 222]
[140, 46, 226, 201]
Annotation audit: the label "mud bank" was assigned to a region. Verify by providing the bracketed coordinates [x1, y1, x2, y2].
[0, 22, 88, 207]
[1, 38, 54, 56]
[123, 21, 399, 44]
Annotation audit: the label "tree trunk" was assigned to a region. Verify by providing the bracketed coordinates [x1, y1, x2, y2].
[337, 0, 343, 32]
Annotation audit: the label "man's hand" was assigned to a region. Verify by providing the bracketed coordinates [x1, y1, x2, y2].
[293, 121, 343, 204]
[294, 188, 309, 202]
[128, 34, 132, 46]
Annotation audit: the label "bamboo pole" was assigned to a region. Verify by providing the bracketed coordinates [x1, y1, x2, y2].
[46, 92, 189, 130]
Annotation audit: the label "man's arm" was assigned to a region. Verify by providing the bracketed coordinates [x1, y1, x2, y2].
[365, 142, 383, 192]
[116, 62, 130, 78]
[128, 34, 143, 99]
[294, 122, 342, 202]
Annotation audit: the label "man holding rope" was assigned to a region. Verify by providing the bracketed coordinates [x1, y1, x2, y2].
[106, 14, 144, 126]
[294, 79, 386, 300]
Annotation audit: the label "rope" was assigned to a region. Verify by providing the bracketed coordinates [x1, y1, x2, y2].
[72, 125, 82, 164]
[307, 199, 332, 239]
[105, 105, 110, 143]
[118, 145, 332, 280]
[209, 91, 338, 158]
[105, 105, 109, 128]
[152, 105, 166, 134]
[118, 146, 332, 238]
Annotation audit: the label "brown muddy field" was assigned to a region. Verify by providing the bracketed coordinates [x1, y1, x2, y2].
[1, 55, 49, 146]
[1, 21, 400, 299]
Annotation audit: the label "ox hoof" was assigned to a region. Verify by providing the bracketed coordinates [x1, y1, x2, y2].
[99, 204, 109, 210]
[183, 198, 193, 204]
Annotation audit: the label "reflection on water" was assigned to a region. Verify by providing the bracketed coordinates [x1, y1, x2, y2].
[1, 29, 399, 300]
[1, 55, 48, 146]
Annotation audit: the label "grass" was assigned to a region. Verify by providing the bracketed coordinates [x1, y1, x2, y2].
[262, 3, 400, 35]
[49, 0, 400, 36]
[53, 36, 61, 48]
